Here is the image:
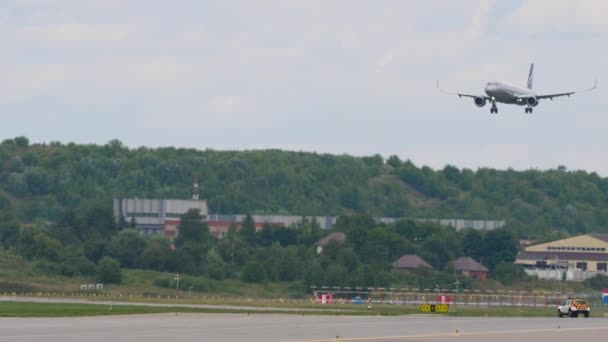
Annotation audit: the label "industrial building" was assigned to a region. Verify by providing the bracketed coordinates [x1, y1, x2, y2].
[113, 178, 209, 239]
[515, 233, 608, 281]
[113, 178, 507, 240]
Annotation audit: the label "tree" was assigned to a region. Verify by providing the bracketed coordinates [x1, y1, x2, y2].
[175, 209, 210, 247]
[25, 168, 53, 195]
[462, 229, 484, 260]
[0, 219, 19, 248]
[13, 136, 29, 148]
[7, 173, 27, 197]
[107, 229, 146, 268]
[482, 229, 518, 270]
[217, 224, 247, 267]
[206, 249, 225, 280]
[277, 246, 300, 281]
[490, 262, 527, 286]
[583, 274, 608, 291]
[386, 155, 402, 168]
[239, 214, 257, 246]
[140, 236, 174, 271]
[174, 209, 211, 274]
[0, 192, 10, 211]
[240, 261, 266, 283]
[97, 256, 122, 284]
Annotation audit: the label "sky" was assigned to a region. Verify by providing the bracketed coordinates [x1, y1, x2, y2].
[1, 0, 607, 174]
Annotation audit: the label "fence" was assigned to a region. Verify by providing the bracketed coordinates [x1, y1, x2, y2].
[310, 287, 579, 308]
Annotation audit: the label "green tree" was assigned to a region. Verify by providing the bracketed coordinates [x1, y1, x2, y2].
[277, 246, 300, 281]
[462, 229, 484, 260]
[175, 209, 210, 247]
[7, 173, 27, 196]
[97, 256, 122, 284]
[482, 229, 518, 270]
[107, 229, 146, 268]
[490, 262, 527, 286]
[583, 274, 608, 291]
[206, 249, 225, 280]
[13, 136, 29, 148]
[217, 224, 247, 267]
[240, 261, 266, 283]
[0, 219, 19, 248]
[174, 209, 211, 274]
[140, 236, 174, 271]
[239, 214, 257, 246]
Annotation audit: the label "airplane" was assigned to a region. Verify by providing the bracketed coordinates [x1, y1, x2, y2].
[437, 64, 597, 114]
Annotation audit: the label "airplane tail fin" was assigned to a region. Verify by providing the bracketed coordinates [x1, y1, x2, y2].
[527, 63, 534, 89]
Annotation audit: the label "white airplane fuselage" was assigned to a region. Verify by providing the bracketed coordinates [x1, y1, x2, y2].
[484, 81, 535, 106]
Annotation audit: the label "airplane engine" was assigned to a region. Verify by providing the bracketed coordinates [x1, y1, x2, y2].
[526, 96, 538, 107]
[474, 96, 486, 107]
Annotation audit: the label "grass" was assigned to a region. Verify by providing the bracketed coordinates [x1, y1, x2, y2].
[4, 300, 608, 318]
[0, 301, 350, 317]
[2, 249, 607, 319]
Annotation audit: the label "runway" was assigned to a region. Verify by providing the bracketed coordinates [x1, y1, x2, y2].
[0, 314, 607, 342]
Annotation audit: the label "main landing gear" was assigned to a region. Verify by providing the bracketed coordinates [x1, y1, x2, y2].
[525, 107, 533, 114]
[490, 100, 498, 114]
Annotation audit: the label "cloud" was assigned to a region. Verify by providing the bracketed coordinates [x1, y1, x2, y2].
[0, 64, 67, 101]
[1, 0, 608, 175]
[499, 0, 608, 34]
[16, 23, 131, 47]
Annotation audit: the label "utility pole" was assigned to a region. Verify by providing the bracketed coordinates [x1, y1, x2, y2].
[174, 273, 181, 299]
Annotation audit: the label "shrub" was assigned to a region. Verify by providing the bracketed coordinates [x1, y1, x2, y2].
[240, 261, 266, 283]
[97, 256, 122, 284]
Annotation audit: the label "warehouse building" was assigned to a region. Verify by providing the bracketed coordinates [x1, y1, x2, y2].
[113, 178, 208, 239]
[515, 233, 608, 281]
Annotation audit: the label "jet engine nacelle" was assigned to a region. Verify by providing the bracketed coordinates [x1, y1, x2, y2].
[474, 96, 486, 107]
[526, 96, 538, 107]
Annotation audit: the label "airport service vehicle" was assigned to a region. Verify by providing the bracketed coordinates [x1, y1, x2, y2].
[438, 64, 597, 114]
[557, 298, 590, 318]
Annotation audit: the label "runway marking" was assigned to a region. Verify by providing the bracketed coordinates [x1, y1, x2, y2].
[288, 325, 608, 342]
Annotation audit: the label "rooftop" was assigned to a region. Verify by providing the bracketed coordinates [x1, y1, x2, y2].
[393, 254, 433, 269]
[454, 257, 488, 272]
[314, 232, 346, 247]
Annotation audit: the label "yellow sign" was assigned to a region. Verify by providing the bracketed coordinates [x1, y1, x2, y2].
[420, 304, 449, 313]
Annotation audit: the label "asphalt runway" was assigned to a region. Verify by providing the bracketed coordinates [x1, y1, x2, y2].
[1, 314, 607, 342]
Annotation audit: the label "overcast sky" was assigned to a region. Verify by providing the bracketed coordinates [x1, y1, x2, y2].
[1, 0, 607, 174]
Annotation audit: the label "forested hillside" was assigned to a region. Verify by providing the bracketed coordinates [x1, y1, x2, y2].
[1, 137, 608, 238]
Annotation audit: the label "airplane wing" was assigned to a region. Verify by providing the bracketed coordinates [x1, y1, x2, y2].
[436, 80, 489, 99]
[536, 79, 597, 100]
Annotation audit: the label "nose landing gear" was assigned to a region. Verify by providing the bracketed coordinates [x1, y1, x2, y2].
[490, 100, 498, 114]
[525, 107, 533, 114]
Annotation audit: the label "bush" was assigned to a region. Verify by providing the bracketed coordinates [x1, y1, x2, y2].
[240, 261, 266, 283]
[97, 256, 122, 284]
[490, 262, 528, 286]
[583, 273, 608, 291]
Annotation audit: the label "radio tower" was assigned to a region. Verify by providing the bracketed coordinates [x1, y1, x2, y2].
[192, 176, 200, 200]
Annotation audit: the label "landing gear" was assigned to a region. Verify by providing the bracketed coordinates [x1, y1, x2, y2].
[525, 107, 533, 114]
[490, 101, 498, 114]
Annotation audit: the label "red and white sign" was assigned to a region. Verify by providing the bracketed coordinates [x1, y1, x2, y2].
[436, 295, 453, 304]
[319, 294, 332, 304]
